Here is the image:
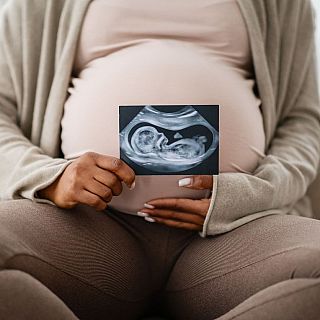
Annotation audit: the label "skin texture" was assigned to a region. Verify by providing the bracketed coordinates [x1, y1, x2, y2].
[140, 175, 213, 231]
[39, 151, 213, 231]
[38, 152, 136, 211]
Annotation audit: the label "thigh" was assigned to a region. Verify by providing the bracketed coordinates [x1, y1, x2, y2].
[0, 200, 151, 320]
[163, 215, 320, 320]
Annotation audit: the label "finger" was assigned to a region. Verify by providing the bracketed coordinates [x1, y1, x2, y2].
[86, 153, 135, 189]
[85, 179, 113, 203]
[76, 189, 108, 211]
[145, 198, 210, 216]
[141, 208, 204, 225]
[146, 217, 202, 231]
[93, 167, 123, 196]
[178, 175, 213, 190]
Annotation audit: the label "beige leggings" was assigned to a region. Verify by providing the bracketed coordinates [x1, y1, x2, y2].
[1, 200, 320, 320]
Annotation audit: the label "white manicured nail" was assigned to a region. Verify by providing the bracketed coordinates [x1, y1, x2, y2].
[129, 181, 136, 190]
[144, 203, 155, 209]
[137, 211, 149, 217]
[145, 217, 155, 223]
[178, 177, 192, 187]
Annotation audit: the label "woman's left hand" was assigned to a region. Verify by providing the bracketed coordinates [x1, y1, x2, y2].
[137, 175, 214, 231]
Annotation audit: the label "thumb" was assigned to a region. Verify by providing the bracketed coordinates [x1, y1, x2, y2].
[178, 175, 213, 190]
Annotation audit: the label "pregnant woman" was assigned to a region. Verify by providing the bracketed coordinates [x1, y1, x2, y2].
[0, 0, 320, 319]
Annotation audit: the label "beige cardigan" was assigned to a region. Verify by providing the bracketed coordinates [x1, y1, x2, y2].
[0, 0, 319, 237]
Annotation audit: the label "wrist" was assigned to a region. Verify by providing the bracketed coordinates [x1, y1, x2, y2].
[38, 177, 60, 202]
[38, 185, 54, 201]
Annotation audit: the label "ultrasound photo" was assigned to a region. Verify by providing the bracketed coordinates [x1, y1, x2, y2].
[119, 104, 219, 175]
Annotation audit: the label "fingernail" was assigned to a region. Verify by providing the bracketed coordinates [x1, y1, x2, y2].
[137, 211, 149, 217]
[145, 217, 155, 223]
[178, 177, 192, 187]
[129, 181, 136, 190]
[144, 203, 155, 209]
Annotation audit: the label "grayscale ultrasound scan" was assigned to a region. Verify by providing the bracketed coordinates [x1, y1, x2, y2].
[119, 105, 219, 175]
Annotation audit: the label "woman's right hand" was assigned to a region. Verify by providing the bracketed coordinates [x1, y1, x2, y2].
[38, 152, 135, 211]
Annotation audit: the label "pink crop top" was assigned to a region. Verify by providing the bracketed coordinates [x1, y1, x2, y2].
[61, 0, 265, 214]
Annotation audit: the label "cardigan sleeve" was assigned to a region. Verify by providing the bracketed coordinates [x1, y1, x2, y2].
[201, 0, 320, 237]
[0, 2, 71, 204]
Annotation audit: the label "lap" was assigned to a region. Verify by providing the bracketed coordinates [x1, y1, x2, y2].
[3, 201, 320, 319]
[164, 214, 320, 319]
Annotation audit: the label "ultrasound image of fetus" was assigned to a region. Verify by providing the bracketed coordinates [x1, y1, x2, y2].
[120, 105, 219, 173]
[131, 126, 207, 160]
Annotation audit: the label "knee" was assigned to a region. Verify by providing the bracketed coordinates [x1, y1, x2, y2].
[0, 220, 34, 268]
[0, 200, 49, 267]
[0, 270, 77, 320]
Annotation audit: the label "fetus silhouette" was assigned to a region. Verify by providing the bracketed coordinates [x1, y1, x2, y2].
[131, 126, 207, 160]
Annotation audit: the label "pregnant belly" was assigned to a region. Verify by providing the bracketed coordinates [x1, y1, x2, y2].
[61, 40, 265, 214]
